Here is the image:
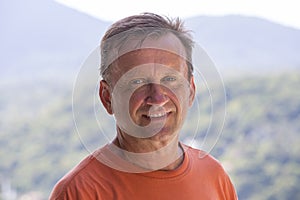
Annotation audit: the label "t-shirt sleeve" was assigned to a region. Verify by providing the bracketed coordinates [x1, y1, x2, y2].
[218, 168, 238, 200]
[49, 177, 103, 200]
[49, 178, 76, 200]
[49, 180, 68, 200]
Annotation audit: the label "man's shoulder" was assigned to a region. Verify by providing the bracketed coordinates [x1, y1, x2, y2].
[49, 153, 93, 198]
[184, 145, 238, 199]
[183, 144, 226, 172]
[49, 149, 110, 199]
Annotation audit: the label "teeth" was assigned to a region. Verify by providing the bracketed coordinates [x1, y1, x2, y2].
[148, 113, 166, 118]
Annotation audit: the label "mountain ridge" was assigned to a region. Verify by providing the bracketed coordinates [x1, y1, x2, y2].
[185, 15, 300, 75]
[1, 0, 300, 80]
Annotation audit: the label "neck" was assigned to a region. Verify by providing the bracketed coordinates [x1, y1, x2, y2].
[113, 127, 184, 171]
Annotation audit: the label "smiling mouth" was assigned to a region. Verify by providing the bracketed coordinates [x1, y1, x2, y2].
[143, 111, 171, 119]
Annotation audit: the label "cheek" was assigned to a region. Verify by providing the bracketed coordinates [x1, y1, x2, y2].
[168, 85, 190, 108]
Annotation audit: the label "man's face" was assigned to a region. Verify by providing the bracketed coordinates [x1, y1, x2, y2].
[101, 34, 195, 142]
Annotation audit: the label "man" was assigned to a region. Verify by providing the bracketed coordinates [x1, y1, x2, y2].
[50, 13, 238, 199]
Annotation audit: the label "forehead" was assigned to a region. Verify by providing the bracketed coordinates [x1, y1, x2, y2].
[110, 48, 188, 84]
[118, 32, 187, 58]
[114, 48, 186, 69]
[108, 33, 189, 83]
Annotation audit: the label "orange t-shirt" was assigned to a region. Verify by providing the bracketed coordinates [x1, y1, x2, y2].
[50, 144, 238, 200]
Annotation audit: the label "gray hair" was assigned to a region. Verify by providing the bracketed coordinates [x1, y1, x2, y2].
[100, 13, 194, 82]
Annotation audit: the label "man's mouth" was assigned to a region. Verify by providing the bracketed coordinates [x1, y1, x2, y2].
[143, 111, 171, 119]
[148, 112, 167, 118]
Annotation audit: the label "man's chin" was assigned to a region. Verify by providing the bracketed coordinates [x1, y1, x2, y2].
[146, 127, 179, 142]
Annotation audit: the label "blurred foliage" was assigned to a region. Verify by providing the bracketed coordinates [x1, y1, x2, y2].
[0, 72, 300, 199]
[219, 72, 300, 199]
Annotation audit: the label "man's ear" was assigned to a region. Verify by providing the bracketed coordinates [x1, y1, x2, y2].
[99, 80, 113, 115]
[189, 76, 196, 107]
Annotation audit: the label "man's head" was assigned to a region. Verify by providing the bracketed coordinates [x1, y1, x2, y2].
[99, 13, 195, 143]
[100, 12, 194, 83]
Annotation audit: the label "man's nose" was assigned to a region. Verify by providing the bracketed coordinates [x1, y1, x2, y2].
[145, 84, 169, 106]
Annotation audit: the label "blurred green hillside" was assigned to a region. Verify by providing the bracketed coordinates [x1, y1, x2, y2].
[0, 71, 299, 199]
[2, 1, 300, 199]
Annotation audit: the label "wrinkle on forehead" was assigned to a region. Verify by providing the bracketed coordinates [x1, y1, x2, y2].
[114, 48, 186, 68]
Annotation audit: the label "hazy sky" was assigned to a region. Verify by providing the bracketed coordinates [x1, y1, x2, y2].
[55, 0, 300, 30]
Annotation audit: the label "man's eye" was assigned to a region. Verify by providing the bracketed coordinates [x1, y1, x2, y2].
[162, 76, 177, 82]
[130, 78, 146, 85]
